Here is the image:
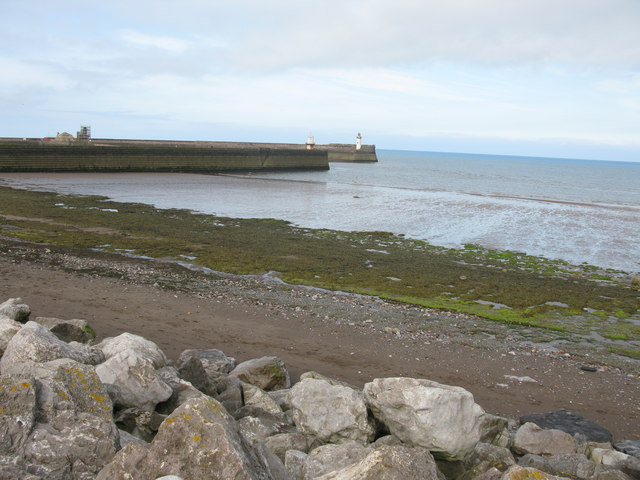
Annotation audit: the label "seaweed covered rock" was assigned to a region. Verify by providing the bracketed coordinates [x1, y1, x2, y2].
[230, 356, 291, 391]
[520, 409, 613, 444]
[364, 377, 485, 461]
[289, 377, 375, 445]
[34, 316, 95, 344]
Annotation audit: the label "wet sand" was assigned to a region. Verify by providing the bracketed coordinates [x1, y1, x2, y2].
[1, 238, 638, 441]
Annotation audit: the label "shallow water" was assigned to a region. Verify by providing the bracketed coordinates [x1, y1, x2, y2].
[1, 149, 639, 272]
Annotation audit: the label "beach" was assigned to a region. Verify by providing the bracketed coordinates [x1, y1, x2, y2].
[2, 237, 638, 441]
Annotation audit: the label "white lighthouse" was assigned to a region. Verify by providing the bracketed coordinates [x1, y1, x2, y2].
[356, 132, 362, 150]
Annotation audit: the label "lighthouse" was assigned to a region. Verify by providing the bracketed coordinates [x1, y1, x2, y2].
[356, 132, 362, 150]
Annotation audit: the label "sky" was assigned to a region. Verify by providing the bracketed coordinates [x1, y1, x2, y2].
[2, 0, 640, 162]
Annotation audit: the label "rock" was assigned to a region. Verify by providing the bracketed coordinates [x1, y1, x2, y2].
[502, 465, 565, 480]
[0, 375, 37, 455]
[303, 441, 373, 479]
[230, 355, 291, 391]
[520, 409, 613, 443]
[114, 408, 167, 443]
[268, 388, 292, 411]
[285, 450, 308, 480]
[616, 441, 640, 459]
[264, 432, 310, 462]
[177, 348, 236, 376]
[33, 317, 95, 343]
[0, 321, 100, 375]
[243, 383, 284, 415]
[363, 377, 485, 460]
[0, 316, 22, 357]
[592, 448, 632, 467]
[513, 422, 578, 455]
[479, 413, 513, 447]
[0, 298, 30, 323]
[97, 332, 168, 369]
[176, 355, 217, 396]
[372, 435, 404, 448]
[118, 428, 149, 449]
[155, 366, 205, 415]
[314, 445, 441, 480]
[299, 371, 354, 388]
[289, 377, 375, 445]
[216, 373, 244, 414]
[4, 359, 120, 479]
[519, 453, 597, 479]
[238, 415, 282, 446]
[458, 442, 516, 480]
[95, 349, 172, 411]
[96, 396, 272, 480]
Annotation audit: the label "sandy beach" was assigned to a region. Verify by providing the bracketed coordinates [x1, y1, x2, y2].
[1, 237, 638, 441]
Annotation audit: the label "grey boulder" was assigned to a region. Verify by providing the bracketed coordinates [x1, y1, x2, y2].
[0, 297, 30, 323]
[513, 422, 577, 456]
[289, 377, 375, 445]
[33, 316, 95, 343]
[364, 377, 485, 460]
[231, 356, 291, 391]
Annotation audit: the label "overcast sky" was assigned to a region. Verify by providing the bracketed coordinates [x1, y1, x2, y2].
[2, 0, 640, 161]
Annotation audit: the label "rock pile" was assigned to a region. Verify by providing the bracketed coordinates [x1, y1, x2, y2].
[0, 297, 638, 480]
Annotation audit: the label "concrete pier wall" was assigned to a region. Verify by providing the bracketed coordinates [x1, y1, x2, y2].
[0, 142, 329, 173]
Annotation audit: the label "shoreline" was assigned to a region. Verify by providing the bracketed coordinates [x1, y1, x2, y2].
[1, 237, 639, 441]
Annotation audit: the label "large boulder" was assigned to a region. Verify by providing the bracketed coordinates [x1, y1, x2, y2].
[175, 355, 218, 396]
[458, 442, 516, 480]
[230, 356, 291, 391]
[314, 445, 441, 480]
[243, 383, 284, 415]
[96, 396, 273, 480]
[513, 422, 578, 456]
[0, 321, 101, 375]
[33, 316, 95, 343]
[95, 349, 172, 411]
[177, 348, 236, 376]
[520, 409, 613, 443]
[363, 377, 485, 460]
[616, 441, 640, 459]
[96, 332, 168, 369]
[1, 359, 119, 479]
[0, 317, 22, 358]
[289, 377, 375, 445]
[0, 298, 30, 323]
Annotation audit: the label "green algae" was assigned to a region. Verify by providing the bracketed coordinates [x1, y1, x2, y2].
[0, 185, 638, 344]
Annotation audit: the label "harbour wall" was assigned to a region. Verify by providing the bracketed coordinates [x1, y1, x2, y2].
[0, 140, 329, 173]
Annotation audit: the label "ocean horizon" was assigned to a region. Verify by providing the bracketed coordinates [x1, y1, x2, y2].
[1, 148, 639, 273]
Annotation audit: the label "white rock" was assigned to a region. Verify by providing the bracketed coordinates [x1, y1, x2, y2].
[96, 332, 168, 369]
[0, 297, 30, 322]
[0, 317, 22, 357]
[364, 377, 485, 460]
[96, 349, 172, 411]
[289, 377, 375, 445]
[314, 445, 441, 480]
[242, 382, 284, 415]
[230, 355, 291, 391]
[513, 422, 577, 456]
[0, 321, 100, 375]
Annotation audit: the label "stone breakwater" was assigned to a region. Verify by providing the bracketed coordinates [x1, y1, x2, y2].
[0, 297, 638, 480]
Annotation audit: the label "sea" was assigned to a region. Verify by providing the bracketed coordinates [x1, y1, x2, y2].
[1, 150, 639, 273]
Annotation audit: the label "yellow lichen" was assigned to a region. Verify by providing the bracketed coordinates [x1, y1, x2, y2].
[20, 382, 31, 388]
[166, 418, 174, 423]
[193, 435, 201, 442]
[91, 394, 106, 403]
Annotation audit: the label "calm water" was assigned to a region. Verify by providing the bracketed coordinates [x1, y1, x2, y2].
[2, 150, 639, 272]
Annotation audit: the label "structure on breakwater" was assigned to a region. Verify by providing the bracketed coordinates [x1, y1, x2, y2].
[0, 131, 377, 173]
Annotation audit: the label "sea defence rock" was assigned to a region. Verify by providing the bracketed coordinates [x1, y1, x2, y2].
[289, 377, 375, 445]
[230, 355, 291, 391]
[1, 297, 638, 480]
[0, 297, 30, 322]
[520, 409, 614, 443]
[363, 377, 485, 460]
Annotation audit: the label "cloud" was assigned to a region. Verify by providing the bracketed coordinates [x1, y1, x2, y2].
[120, 31, 189, 53]
[228, 0, 640, 71]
